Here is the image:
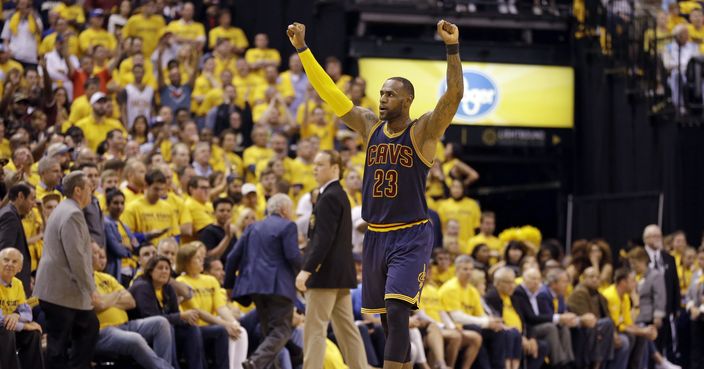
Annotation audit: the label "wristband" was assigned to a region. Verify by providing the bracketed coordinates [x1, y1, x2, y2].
[296, 46, 309, 53]
[446, 43, 459, 55]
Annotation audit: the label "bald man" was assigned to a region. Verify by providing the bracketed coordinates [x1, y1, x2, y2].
[642, 224, 679, 358]
[0, 248, 43, 369]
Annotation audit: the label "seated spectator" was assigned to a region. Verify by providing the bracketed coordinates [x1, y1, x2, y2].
[567, 266, 616, 369]
[208, 11, 248, 56]
[486, 267, 547, 369]
[129, 255, 205, 369]
[467, 211, 503, 262]
[0, 248, 43, 369]
[603, 268, 658, 369]
[198, 197, 237, 262]
[177, 242, 248, 369]
[165, 2, 205, 51]
[437, 179, 481, 248]
[245, 33, 281, 74]
[91, 243, 177, 369]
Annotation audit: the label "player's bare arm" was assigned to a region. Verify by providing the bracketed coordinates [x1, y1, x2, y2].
[286, 22, 378, 140]
[415, 20, 463, 162]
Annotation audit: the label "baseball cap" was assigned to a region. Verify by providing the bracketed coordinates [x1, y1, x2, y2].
[46, 142, 72, 157]
[89, 9, 105, 17]
[90, 92, 108, 105]
[241, 183, 257, 196]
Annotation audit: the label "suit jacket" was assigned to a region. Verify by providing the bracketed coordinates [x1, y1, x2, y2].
[567, 284, 610, 318]
[303, 181, 356, 289]
[647, 248, 680, 314]
[224, 214, 302, 306]
[104, 215, 133, 280]
[537, 285, 566, 315]
[0, 204, 31, 296]
[635, 268, 667, 323]
[512, 284, 555, 327]
[484, 287, 526, 334]
[34, 199, 95, 310]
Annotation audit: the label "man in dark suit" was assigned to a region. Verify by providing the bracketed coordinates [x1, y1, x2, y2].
[295, 150, 367, 369]
[0, 183, 35, 297]
[224, 193, 302, 369]
[642, 224, 680, 359]
[513, 267, 577, 368]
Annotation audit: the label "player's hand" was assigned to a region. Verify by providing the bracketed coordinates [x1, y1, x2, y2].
[296, 270, 311, 292]
[287, 22, 307, 49]
[437, 20, 459, 45]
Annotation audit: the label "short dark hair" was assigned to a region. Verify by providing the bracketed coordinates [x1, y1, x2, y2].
[203, 256, 221, 274]
[107, 129, 123, 140]
[105, 188, 125, 205]
[320, 150, 343, 180]
[388, 76, 415, 99]
[8, 182, 33, 201]
[187, 176, 208, 192]
[145, 169, 167, 186]
[613, 267, 632, 284]
[213, 197, 234, 210]
[103, 159, 126, 172]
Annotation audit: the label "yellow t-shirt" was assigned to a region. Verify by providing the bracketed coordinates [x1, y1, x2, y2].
[0, 277, 26, 316]
[209, 26, 248, 50]
[66, 95, 92, 128]
[177, 274, 225, 326]
[184, 196, 214, 233]
[35, 185, 63, 202]
[293, 159, 318, 193]
[165, 191, 191, 227]
[501, 293, 522, 332]
[437, 197, 481, 243]
[39, 32, 80, 56]
[122, 14, 166, 56]
[602, 284, 632, 332]
[53, 3, 85, 26]
[242, 145, 274, 181]
[214, 55, 237, 79]
[439, 277, 484, 316]
[430, 265, 455, 286]
[94, 271, 129, 329]
[75, 115, 128, 152]
[245, 48, 281, 69]
[0, 138, 10, 159]
[301, 122, 337, 151]
[120, 186, 142, 207]
[115, 57, 157, 89]
[22, 208, 42, 271]
[166, 19, 206, 43]
[418, 284, 444, 322]
[78, 28, 117, 55]
[233, 73, 267, 104]
[122, 197, 180, 244]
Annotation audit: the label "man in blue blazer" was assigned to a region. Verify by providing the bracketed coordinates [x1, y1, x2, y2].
[224, 193, 302, 369]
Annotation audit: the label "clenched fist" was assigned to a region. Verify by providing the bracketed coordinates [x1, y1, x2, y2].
[437, 20, 459, 44]
[287, 22, 307, 49]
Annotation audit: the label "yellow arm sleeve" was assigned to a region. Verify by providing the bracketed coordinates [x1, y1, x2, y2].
[298, 49, 354, 117]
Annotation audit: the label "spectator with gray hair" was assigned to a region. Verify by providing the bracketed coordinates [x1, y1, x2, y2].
[34, 170, 100, 369]
[224, 193, 302, 369]
[36, 157, 63, 201]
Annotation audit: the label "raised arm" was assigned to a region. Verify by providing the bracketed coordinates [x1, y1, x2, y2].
[414, 20, 463, 161]
[286, 22, 377, 139]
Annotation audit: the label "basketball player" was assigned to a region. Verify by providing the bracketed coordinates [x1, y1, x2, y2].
[287, 20, 463, 369]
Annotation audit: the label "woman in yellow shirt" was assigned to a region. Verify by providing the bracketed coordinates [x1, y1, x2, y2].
[177, 242, 249, 369]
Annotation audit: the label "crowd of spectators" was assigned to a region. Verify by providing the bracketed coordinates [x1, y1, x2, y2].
[0, 1, 702, 369]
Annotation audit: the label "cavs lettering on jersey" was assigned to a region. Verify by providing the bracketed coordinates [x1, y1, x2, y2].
[362, 121, 431, 229]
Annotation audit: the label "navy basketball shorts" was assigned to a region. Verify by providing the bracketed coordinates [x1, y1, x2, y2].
[361, 220, 433, 314]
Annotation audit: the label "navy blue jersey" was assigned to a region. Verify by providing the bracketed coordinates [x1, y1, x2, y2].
[361, 121, 432, 226]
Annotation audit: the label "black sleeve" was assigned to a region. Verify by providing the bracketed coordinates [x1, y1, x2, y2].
[302, 193, 342, 273]
[128, 282, 181, 325]
[197, 226, 221, 251]
[0, 212, 19, 249]
[513, 288, 552, 326]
